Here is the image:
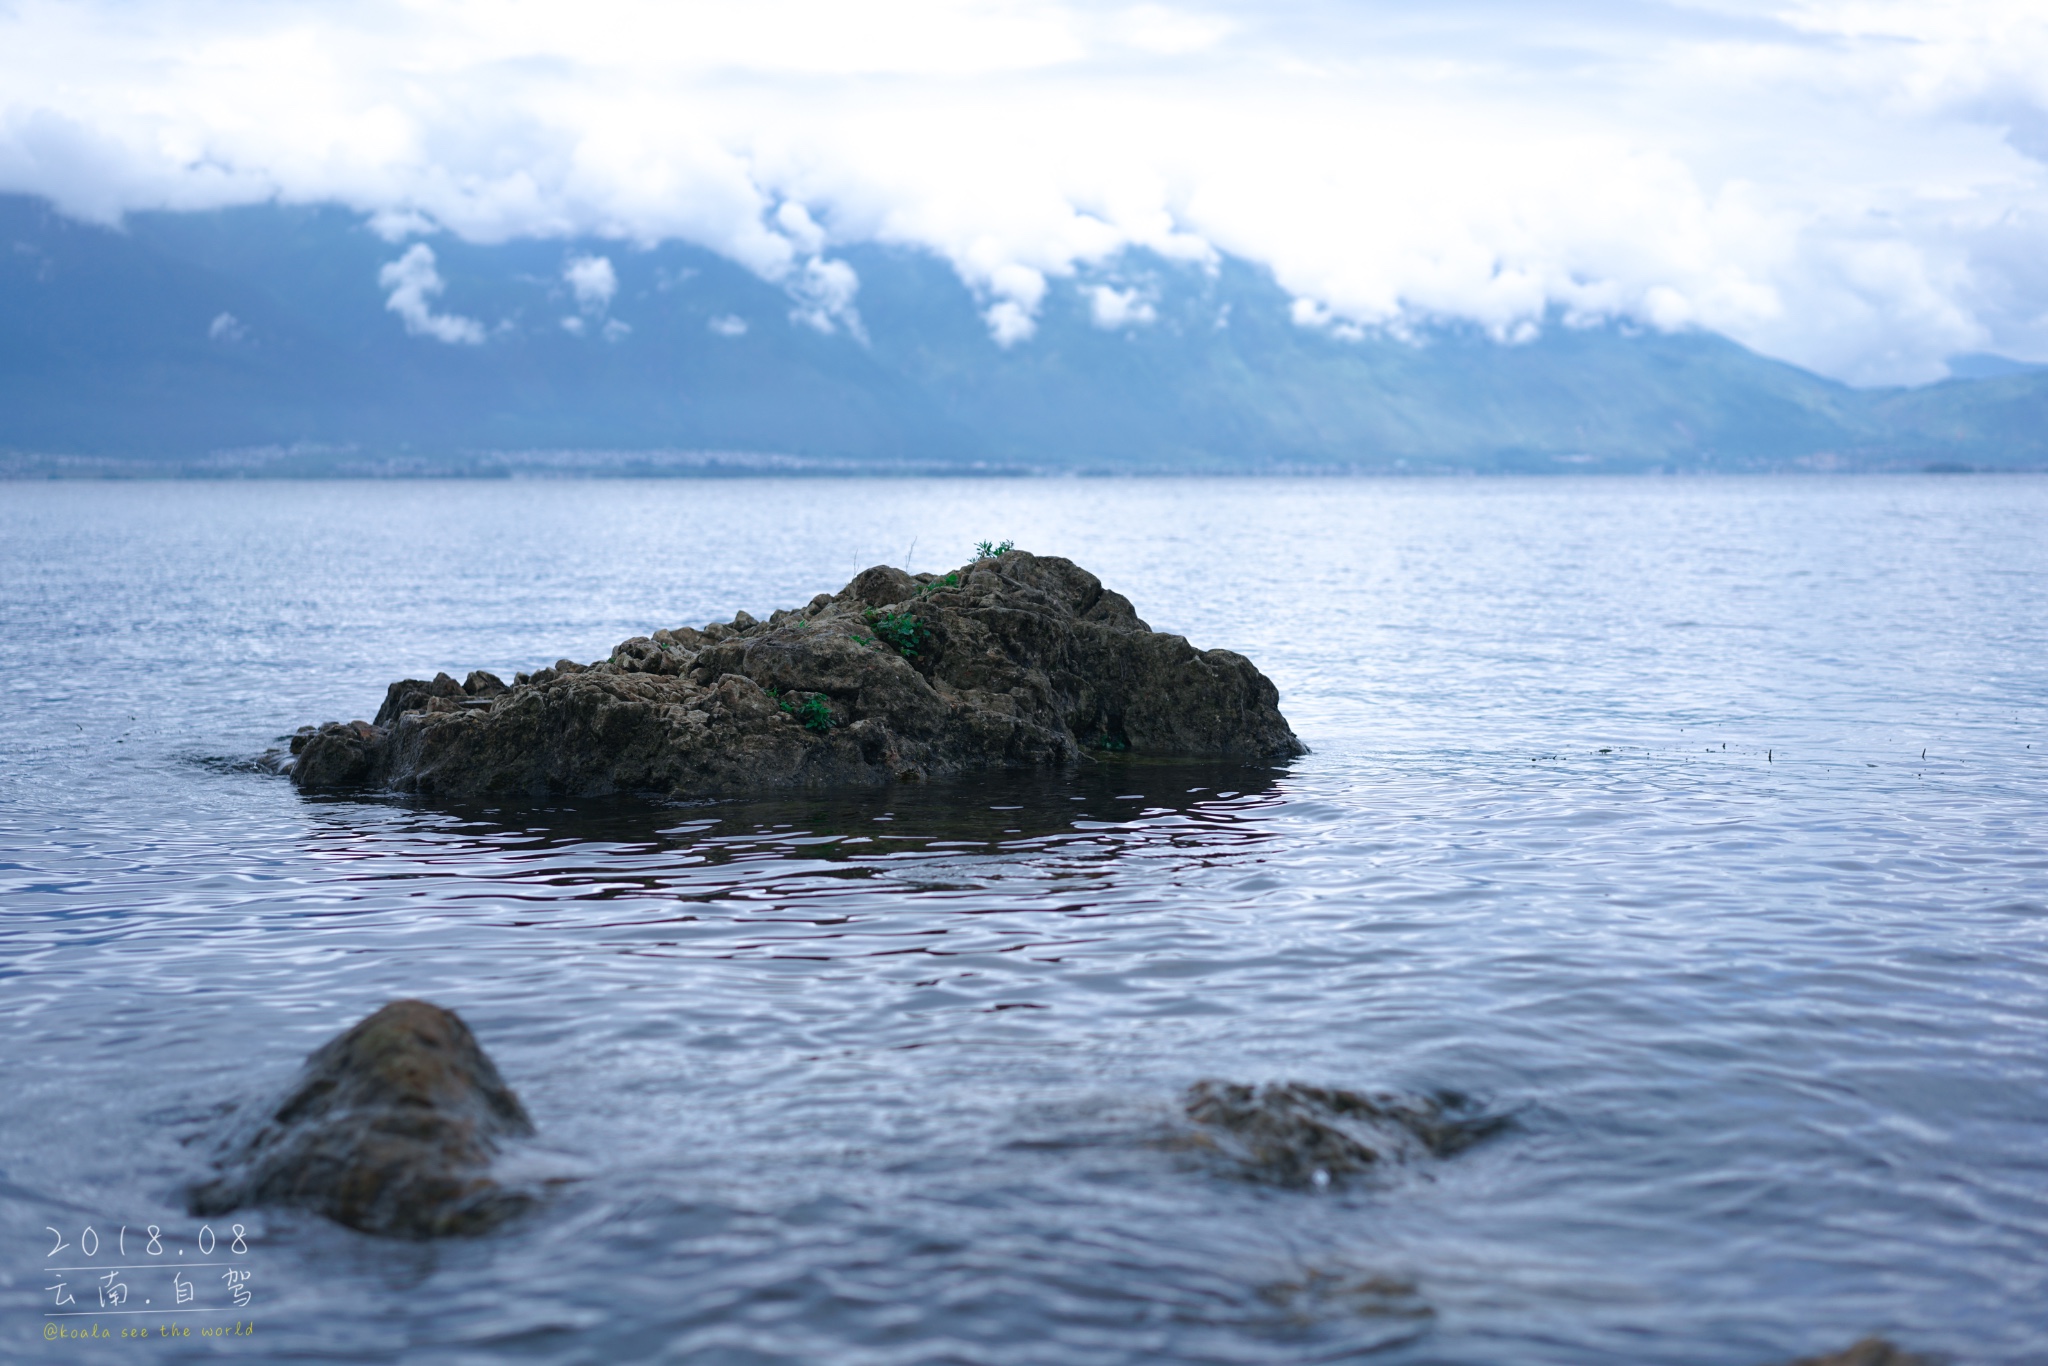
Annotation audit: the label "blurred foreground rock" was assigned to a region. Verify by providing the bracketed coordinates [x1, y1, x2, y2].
[189, 1000, 536, 1238]
[1179, 1081, 1510, 1187]
[286, 549, 1304, 799]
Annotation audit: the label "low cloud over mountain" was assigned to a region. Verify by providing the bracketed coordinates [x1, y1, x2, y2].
[2, 196, 2042, 474]
[1, 2, 2046, 387]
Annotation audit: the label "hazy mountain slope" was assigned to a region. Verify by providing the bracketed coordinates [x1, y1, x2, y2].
[1862, 372, 2048, 469]
[0, 195, 2037, 472]
[841, 246, 1877, 470]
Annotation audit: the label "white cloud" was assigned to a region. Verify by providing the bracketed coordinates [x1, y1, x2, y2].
[563, 253, 617, 312]
[984, 299, 1035, 346]
[708, 314, 748, 336]
[208, 311, 246, 342]
[788, 255, 865, 338]
[1102, 3, 1232, 57]
[1, 0, 2046, 381]
[377, 243, 485, 344]
[775, 202, 826, 255]
[1087, 283, 1155, 329]
[979, 263, 1048, 345]
[368, 208, 437, 242]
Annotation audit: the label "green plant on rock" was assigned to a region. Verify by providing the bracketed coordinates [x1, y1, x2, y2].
[864, 609, 928, 658]
[974, 539, 1014, 560]
[915, 572, 960, 598]
[768, 685, 835, 732]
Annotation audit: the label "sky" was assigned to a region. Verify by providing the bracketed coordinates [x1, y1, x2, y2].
[2, 0, 2045, 384]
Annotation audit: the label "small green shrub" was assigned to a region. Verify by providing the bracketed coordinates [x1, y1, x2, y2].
[915, 572, 960, 598]
[974, 539, 1015, 560]
[768, 685, 836, 732]
[865, 609, 927, 658]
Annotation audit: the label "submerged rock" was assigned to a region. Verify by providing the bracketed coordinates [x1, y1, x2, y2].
[1783, 1341, 1941, 1366]
[286, 550, 1304, 800]
[1254, 1268, 1434, 1337]
[189, 1000, 536, 1238]
[1180, 1081, 1509, 1188]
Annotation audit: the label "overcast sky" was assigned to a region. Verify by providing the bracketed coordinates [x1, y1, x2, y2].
[2, 0, 2044, 383]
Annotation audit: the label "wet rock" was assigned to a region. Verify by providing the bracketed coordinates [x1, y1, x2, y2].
[1784, 1340, 1941, 1366]
[286, 719, 388, 788]
[188, 1000, 536, 1238]
[1180, 1081, 1509, 1188]
[1255, 1268, 1434, 1336]
[289, 549, 1306, 800]
[371, 671, 466, 728]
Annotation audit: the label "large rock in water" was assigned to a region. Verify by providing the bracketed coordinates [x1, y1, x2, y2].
[188, 1000, 536, 1237]
[288, 550, 1305, 799]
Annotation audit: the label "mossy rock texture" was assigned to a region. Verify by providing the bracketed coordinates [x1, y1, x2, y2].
[287, 550, 1305, 800]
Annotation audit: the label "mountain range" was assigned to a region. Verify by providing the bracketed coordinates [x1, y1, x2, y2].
[3, 193, 2043, 475]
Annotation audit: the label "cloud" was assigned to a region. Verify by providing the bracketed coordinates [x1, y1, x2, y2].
[368, 208, 437, 242]
[208, 311, 246, 342]
[377, 244, 485, 344]
[787, 255, 864, 338]
[984, 300, 1035, 346]
[1087, 283, 1155, 329]
[1, 0, 2046, 380]
[708, 314, 749, 336]
[977, 263, 1049, 345]
[563, 253, 617, 312]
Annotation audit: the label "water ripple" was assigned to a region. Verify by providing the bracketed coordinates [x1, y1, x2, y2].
[3, 477, 2046, 1363]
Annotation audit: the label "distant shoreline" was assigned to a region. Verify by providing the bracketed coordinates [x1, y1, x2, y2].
[6, 453, 2043, 480]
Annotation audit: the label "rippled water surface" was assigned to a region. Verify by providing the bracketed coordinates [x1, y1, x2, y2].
[3, 476, 2045, 1364]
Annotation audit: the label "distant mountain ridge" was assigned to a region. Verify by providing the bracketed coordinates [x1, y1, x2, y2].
[2, 194, 2042, 474]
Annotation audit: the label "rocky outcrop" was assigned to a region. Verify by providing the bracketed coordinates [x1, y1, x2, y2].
[1179, 1081, 1509, 1187]
[287, 550, 1305, 800]
[189, 1000, 537, 1238]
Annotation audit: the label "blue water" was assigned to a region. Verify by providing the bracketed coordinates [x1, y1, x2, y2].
[2, 476, 2044, 1364]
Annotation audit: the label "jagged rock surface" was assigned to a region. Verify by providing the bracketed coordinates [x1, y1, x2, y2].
[188, 1000, 536, 1238]
[288, 550, 1305, 799]
[1179, 1081, 1509, 1188]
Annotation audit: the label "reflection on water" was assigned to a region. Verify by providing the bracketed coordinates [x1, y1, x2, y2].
[2, 476, 2046, 1365]
[298, 755, 1287, 896]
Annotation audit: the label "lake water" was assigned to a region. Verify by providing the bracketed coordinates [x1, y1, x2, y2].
[2, 476, 2044, 1364]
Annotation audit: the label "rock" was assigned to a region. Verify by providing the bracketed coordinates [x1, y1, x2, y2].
[1254, 1268, 1434, 1336]
[372, 671, 465, 727]
[1179, 1081, 1509, 1187]
[286, 719, 388, 788]
[288, 549, 1306, 799]
[188, 1000, 536, 1238]
[1784, 1341, 1941, 1366]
